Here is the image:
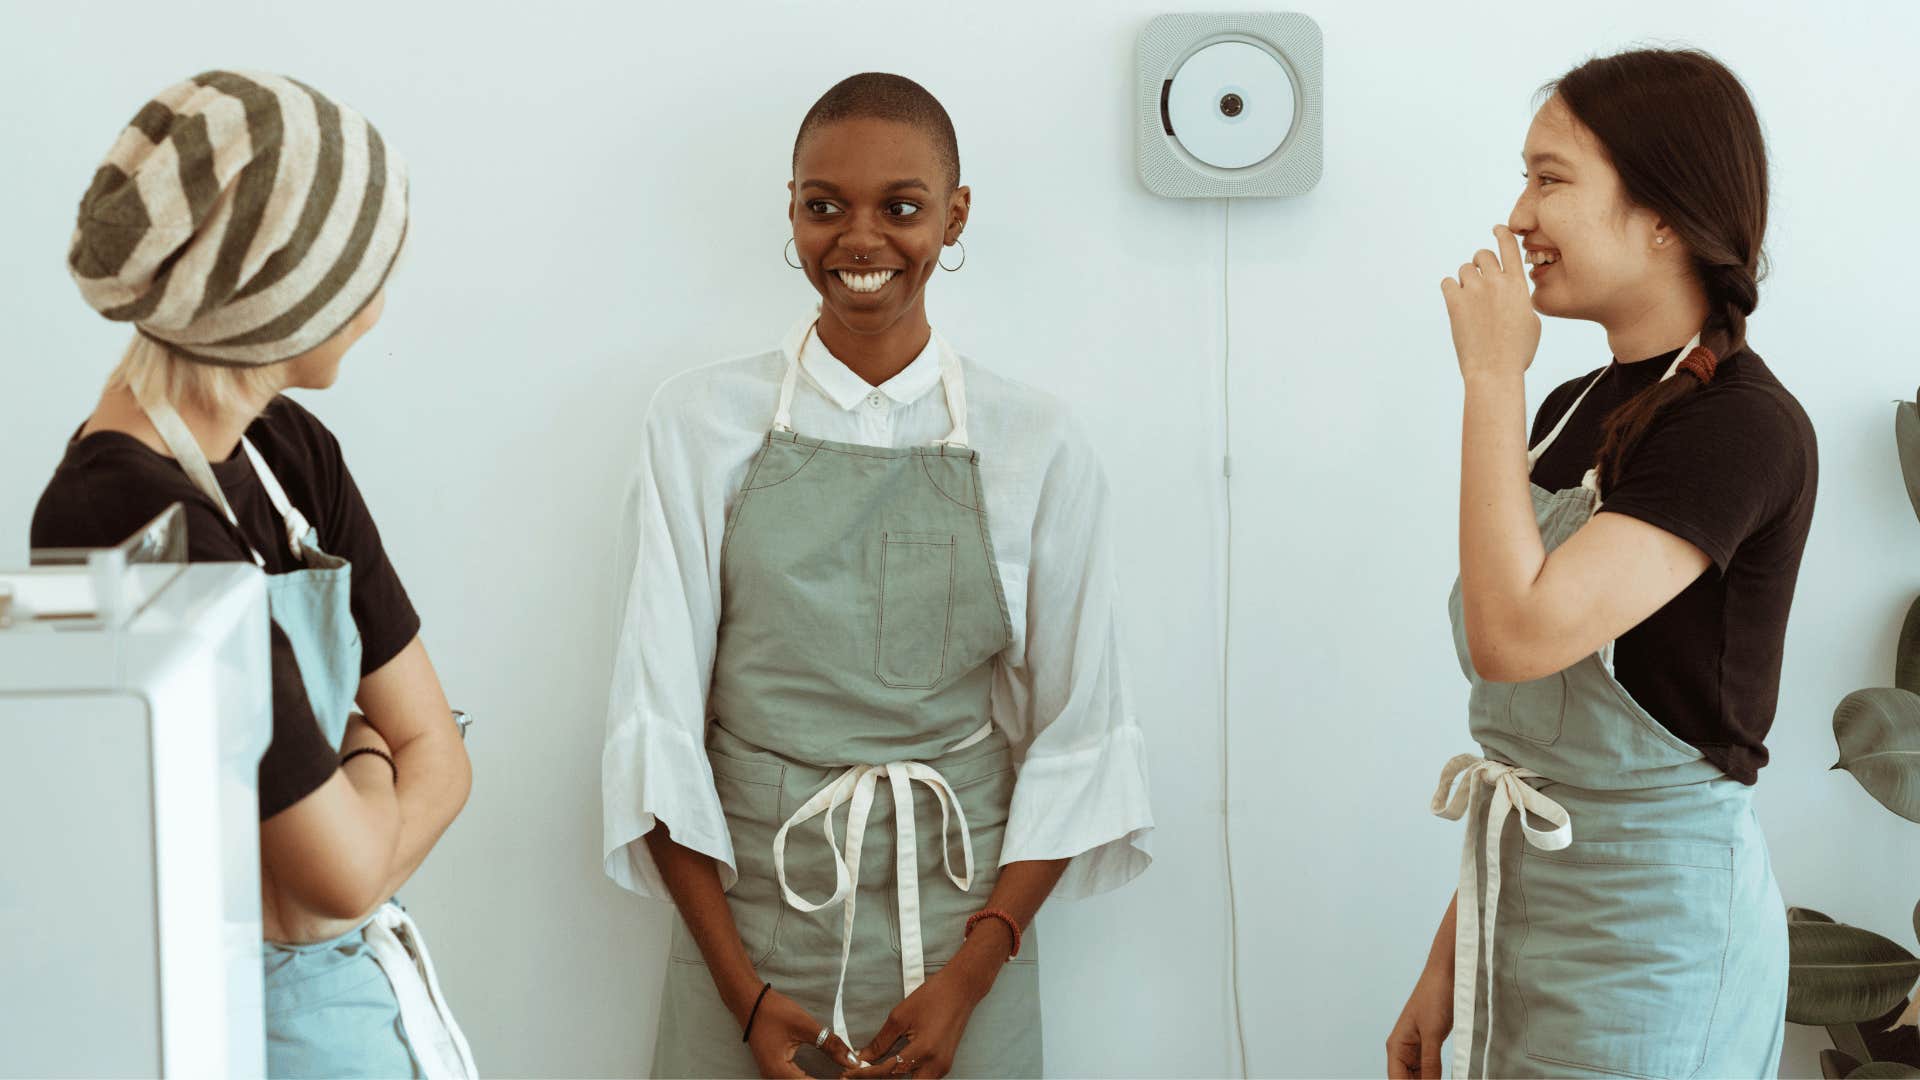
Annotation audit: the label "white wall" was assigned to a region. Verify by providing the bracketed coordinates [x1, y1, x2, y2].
[1, 2, 1915, 1076]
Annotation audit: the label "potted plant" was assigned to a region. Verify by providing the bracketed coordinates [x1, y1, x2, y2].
[1785, 397, 1920, 1079]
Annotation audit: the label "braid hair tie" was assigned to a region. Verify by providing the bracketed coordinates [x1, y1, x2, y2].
[1678, 344, 1720, 384]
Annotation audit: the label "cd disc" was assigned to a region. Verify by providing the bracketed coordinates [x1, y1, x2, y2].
[1166, 41, 1295, 169]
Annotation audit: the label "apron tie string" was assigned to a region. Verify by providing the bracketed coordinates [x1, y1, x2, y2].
[770, 722, 993, 1045]
[1430, 753, 1573, 1079]
[362, 902, 480, 1080]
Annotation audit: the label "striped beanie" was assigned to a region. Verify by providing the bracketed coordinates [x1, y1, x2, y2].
[69, 71, 408, 367]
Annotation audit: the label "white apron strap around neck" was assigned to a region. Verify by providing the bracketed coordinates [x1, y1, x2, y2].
[772, 320, 971, 447]
[1524, 371, 1605, 470]
[933, 336, 969, 447]
[137, 394, 313, 566]
[138, 395, 265, 568]
[238, 438, 314, 561]
[1524, 331, 1705, 471]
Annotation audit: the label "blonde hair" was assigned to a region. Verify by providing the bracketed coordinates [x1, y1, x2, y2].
[106, 334, 285, 415]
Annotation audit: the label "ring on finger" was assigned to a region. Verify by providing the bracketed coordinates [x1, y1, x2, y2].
[815, 1027, 830, 1049]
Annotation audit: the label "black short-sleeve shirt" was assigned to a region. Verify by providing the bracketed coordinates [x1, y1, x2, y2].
[30, 396, 421, 818]
[1528, 346, 1818, 783]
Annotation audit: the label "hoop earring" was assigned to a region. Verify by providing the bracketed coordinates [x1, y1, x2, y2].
[939, 238, 967, 272]
[784, 238, 803, 270]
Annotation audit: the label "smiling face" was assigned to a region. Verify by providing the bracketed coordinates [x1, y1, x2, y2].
[788, 117, 968, 339]
[1508, 95, 1674, 327]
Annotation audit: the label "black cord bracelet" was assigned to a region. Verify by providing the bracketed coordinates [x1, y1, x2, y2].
[741, 981, 773, 1043]
[340, 746, 398, 784]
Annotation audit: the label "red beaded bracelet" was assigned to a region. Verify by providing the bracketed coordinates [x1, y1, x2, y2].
[965, 908, 1022, 959]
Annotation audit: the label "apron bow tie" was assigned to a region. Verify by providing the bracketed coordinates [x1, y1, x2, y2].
[1431, 753, 1573, 1079]
[771, 722, 992, 1045]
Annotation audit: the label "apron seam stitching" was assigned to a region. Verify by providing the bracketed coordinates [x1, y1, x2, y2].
[720, 443, 775, 566]
[743, 444, 822, 492]
[972, 463, 1016, 653]
[1688, 852, 1738, 1078]
[919, 454, 983, 512]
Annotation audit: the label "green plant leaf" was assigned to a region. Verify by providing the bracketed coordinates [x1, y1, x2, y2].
[1832, 1021, 1876, 1066]
[1825, 1050, 1864, 1079]
[1794, 907, 1840, 924]
[1848, 1064, 1920, 1079]
[1842, 999, 1920, 1067]
[1790, 921, 1920, 1024]
[1897, 400, 1920, 527]
[1834, 689, 1920, 822]
[1901, 599, 1920, 695]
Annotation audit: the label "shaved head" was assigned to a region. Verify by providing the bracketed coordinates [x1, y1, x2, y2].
[793, 72, 960, 188]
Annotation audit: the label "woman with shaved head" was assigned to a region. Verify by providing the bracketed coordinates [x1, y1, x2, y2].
[603, 73, 1155, 1078]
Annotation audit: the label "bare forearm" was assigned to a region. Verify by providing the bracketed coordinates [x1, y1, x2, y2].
[1425, 893, 1459, 977]
[646, 825, 763, 1023]
[1459, 372, 1548, 651]
[946, 857, 1068, 996]
[260, 758, 399, 943]
[374, 724, 471, 899]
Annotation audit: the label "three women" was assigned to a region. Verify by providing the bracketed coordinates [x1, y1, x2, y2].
[30, 43, 1816, 1080]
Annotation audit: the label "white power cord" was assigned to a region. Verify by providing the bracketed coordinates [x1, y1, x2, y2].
[1219, 196, 1251, 1079]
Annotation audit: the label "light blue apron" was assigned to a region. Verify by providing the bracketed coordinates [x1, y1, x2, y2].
[1431, 336, 1789, 1079]
[141, 398, 474, 1079]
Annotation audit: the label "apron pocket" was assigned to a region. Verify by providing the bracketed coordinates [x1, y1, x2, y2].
[1499, 673, 1568, 745]
[876, 532, 956, 689]
[701, 748, 785, 966]
[1514, 839, 1734, 1079]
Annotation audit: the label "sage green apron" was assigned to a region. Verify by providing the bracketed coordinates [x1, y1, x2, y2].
[653, 326, 1043, 1079]
[1431, 333, 1789, 1079]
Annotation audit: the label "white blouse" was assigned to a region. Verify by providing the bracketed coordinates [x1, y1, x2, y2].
[601, 314, 1154, 903]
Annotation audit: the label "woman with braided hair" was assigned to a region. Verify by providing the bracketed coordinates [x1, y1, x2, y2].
[1387, 49, 1815, 1079]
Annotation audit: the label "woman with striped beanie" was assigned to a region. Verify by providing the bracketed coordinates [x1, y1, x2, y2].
[32, 70, 477, 1079]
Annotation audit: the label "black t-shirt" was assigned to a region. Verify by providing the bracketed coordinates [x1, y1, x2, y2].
[1528, 346, 1817, 783]
[30, 396, 420, 819]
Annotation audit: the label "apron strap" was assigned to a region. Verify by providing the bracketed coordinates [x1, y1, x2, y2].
[137, 395, 266, 568]
[933, 335, 969, 448]
[767, 721, 992, 1049]
[239, 437, 313, 561]
[1525, 330, 1705, 471]
[362, 903, 480, 1080]
[1524, 371, 1605, 470]
[1430, 753, 1572, 1079]
[136, 394, 315, 566]
[772, 340, 806, 436]
[772, 320, 973, 448]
